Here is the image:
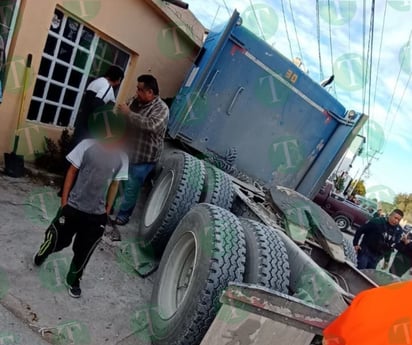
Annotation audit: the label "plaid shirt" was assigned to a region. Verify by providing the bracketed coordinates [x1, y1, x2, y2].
[127, 96, 169, 164]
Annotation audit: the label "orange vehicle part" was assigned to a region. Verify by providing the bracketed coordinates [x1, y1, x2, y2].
[323, 281, 412, 345]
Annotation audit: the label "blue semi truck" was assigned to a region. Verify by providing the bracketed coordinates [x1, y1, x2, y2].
[134, 11, 392, 345]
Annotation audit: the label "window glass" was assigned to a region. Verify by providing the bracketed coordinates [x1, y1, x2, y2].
[68, 69, 82, 88]
[58, 108, 72, 126]
[38, 58, 52, 77]
[74, 49, 88, 69]
[33, 79, 46, 98]
[79, 26, 94, 49]
[63, 89, 77, 106]
[63, 17, 80, 42]
[52, 63, 68, 83]
[58, 42, 73, 63]
[44, 36, 58, 56]
[40, 104, 57, 124]
[27, 100, 41, 121]
[50, 9, 63, 33]
[46, 83, 62, 102]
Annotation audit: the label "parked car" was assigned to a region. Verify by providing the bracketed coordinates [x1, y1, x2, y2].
[313, 181, 375, 231]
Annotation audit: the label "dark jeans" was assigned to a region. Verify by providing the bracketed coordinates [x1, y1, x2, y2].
[36, 205, 107, 287]
[357, 246, 382, 269]
[390, 252, 412, 277]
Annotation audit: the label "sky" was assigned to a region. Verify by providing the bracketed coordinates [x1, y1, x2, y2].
[181, 0, 412, 201]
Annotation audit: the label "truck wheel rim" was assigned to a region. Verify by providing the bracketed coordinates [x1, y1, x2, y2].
[336, 218, 346, 228]
[157, 232, 196, 320]
[144, 171, 174, 227]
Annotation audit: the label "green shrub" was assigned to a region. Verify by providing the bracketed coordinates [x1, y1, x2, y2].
[35, 129, 72, 175]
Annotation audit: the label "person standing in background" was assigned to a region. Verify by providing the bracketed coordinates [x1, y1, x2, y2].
[71, 65, 124, 146]
[353, 209, 404, 269]
[389, 230, 412, 277]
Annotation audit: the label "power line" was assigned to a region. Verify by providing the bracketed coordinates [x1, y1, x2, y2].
[327, 0, 337, 96]
[315, 0, 325, 80]
[360, 0, 371, 158]
[371, 0, 389, 152]
[389, 70, 412, 135]
[248, 0, 266, 41]
[372, 0, 388, 111]
[347, 0, 352, 52]
[364, 0, 376, 112]
[381, 29, 412, 150]
[288, 0, 303, 61]
[361, 0, 367, 115]
[388, 38, 412, 138]
[210, 5, 221, 30]
[366, 0, 376, 150]
[221, 0, 231, 16]
[280, 0, 294, 59]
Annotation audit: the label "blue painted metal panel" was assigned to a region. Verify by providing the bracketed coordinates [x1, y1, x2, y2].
[168, 11, 365, 197]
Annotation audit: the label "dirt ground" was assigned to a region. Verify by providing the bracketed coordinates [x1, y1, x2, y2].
[0, 170, 156, 345]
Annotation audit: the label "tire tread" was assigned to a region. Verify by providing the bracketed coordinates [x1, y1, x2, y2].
[241, 219, 290, 294]
[152, 204, 246, 345]
[147, 153, 206, 251]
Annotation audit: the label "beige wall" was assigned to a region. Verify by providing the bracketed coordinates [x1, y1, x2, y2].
[0, 0, 200, 161]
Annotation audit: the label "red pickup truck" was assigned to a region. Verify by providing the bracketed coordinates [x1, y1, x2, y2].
[313, 181, 376, 232]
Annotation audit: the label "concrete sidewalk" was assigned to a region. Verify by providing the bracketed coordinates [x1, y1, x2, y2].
[0, 172, 156, 345]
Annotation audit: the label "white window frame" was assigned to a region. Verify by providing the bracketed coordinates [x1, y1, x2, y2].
[29, 9, 130, 127]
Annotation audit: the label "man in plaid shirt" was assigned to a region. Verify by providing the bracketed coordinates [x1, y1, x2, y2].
[114, 75, 169, 230]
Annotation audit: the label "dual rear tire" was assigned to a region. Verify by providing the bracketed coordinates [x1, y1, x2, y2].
[138, 152, 291, 345]
[138, 152, 234, 254]
[149, 204, 290, 345]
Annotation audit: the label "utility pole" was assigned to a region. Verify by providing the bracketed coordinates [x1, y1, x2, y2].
[347, 149, 380, 196]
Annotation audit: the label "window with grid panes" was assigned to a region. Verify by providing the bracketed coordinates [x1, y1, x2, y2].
[27, 8, 130, 127]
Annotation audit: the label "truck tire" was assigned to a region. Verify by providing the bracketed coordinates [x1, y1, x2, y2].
[334, 215, 350, 231]
[342, 237, 357, 265]
[149, 203, 246, 345]
[240, 219, 290, 293]
[200, 163, 234, 210]
[138, 152, 205, 254]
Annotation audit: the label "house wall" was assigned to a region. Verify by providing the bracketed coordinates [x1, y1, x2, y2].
[0, 0, 199, 161]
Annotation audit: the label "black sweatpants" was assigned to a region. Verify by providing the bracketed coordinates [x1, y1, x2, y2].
[36, 205, 107, 287]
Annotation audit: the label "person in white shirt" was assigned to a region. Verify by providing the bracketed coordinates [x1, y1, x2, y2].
[71, 65, 124, 145]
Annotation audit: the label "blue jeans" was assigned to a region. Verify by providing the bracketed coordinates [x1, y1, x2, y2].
[357, 246, 381, 269]
[117, 163, 155, 220]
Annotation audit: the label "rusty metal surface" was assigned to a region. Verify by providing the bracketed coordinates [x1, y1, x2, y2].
[220, 283, 338, 335]
[270, 186, 343, 245]
[200, 304, 315, 345]
[200, 283, 340, 345]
